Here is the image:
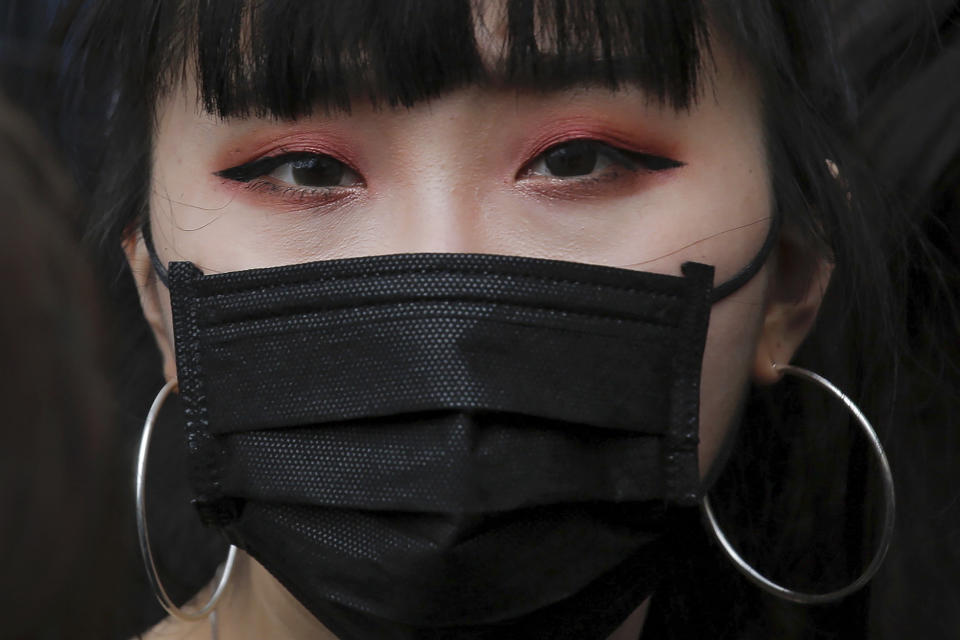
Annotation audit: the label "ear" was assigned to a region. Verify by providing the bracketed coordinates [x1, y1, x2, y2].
[752, 233, 833, 385]
[122, 228, 178, 383]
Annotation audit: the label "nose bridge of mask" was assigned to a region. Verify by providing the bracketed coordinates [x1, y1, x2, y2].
[141, 208, 780, 303]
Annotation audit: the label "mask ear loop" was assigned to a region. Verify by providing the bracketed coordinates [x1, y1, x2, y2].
[695, 208, 783, 303]
[142, 222, 171, 288]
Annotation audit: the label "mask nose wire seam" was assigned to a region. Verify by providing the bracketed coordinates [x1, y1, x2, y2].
[141, 206, 782, 296]
[697, 207, 782, 303]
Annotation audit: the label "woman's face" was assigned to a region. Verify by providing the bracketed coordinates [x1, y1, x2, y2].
[134, 36, 824, 477]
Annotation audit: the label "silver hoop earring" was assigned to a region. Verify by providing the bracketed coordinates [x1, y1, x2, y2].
[700, 363, 895, 605]
[136, 379, 238, 621]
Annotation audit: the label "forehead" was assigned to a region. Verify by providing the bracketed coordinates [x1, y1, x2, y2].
[153, 0, 712, 120]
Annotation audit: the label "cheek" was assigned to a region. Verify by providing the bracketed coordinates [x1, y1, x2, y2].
[697, 267, 769, 478]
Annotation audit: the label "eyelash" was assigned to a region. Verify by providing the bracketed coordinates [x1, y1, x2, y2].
[215, 150, 363, 205]
[519, 140, 684, 180]
[215, 140, 683, 204]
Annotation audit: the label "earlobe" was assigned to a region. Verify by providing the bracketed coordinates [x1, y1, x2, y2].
[122, 228, 178, 383]
[752, 236, 833, 386]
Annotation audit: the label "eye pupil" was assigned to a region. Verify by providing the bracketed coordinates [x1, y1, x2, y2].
[544, 141, 598, 177]
[291, 157, 344, 187]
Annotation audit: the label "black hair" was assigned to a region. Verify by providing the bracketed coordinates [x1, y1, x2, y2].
[834, 1, 960, 638]
[56, 1, 925, 638]
[0, 93, 134, 639]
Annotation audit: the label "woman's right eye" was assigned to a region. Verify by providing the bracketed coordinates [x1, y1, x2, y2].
[216, 151, 362, 190]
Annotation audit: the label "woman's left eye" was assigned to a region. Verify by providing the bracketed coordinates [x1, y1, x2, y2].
[216, 151, 362, 189]
[523, 140, 683, 179]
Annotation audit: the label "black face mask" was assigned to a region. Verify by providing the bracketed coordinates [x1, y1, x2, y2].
[144, 217, 777, 639]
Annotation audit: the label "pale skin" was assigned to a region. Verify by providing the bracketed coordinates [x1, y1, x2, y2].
[126, 28, 831, 640]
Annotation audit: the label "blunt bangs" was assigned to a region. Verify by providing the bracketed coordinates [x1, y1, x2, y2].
[101, 0, 710, 119]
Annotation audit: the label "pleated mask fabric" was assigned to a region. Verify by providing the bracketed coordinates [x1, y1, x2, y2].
[142, 213, 778, 638]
